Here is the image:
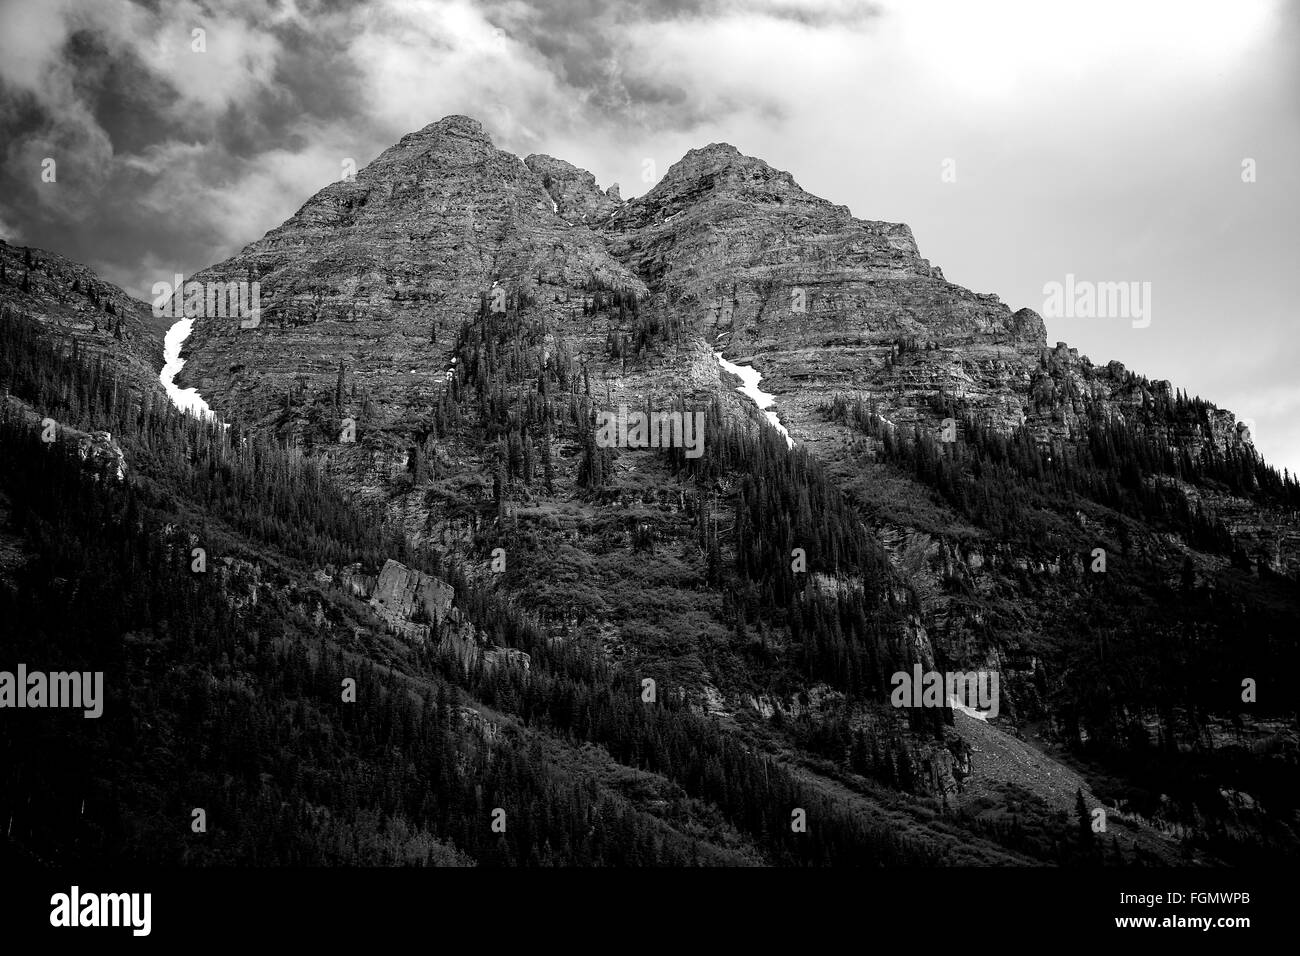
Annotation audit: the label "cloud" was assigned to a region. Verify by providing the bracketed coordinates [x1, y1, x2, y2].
[0, 0, 379, 294]
[0, 211, 21, 242]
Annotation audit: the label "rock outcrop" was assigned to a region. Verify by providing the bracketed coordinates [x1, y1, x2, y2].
[353, 557, 530, 673]
[369, 557, 455, 637]
[0, 394, 127, 480]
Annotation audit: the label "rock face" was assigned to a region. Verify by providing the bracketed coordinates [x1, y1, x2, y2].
[525, 154, 623, 224]
[169, 116, 1290, 565]
[369, 558, 455, 638]
[358, 558, 530, 673]
[75, 430, 127, 481]
[588, 141, 1046, 452]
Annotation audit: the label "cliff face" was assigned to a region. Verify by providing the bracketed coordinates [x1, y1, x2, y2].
[524, 153, 623, 224]
[590, 141, 1047, 447]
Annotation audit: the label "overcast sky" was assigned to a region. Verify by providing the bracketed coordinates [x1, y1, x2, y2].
[1, 0, 1297, 472]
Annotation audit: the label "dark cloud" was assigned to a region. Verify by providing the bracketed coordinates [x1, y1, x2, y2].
[66, 29, 183, 154]
[0, 0, 388, 292]
[268, 19, 366, 122]
[486, 0, 877, 129]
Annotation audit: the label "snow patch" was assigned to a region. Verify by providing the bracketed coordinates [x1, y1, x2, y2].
[948, 696, 990, 722]
[715, 352, 793, 449]
[160, 319, 219, 422]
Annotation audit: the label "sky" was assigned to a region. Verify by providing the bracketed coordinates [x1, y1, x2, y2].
[1, 0, 1297, 471]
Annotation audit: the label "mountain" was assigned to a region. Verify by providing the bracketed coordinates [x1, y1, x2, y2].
[170, 115, 642, 430]
[2, 115, 1297, 867]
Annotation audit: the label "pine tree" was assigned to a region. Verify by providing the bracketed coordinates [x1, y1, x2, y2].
[493, 453, 506, 516]
[1076, 787, 1094, 847]
[412, 440, 427, 485]
[541, 434, 554, 492]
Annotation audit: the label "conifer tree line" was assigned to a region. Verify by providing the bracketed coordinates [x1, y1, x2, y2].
[825, 392, 1299, 555]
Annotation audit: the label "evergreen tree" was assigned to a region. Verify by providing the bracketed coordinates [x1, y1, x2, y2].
[1076, 788, 1094, 848]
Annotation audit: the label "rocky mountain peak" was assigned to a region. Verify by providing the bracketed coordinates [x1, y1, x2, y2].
[641, 142, 825, 212]
[175, 115, 646, 426]
[396, 113, 490, 146]
[369, 113, 498, 177]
